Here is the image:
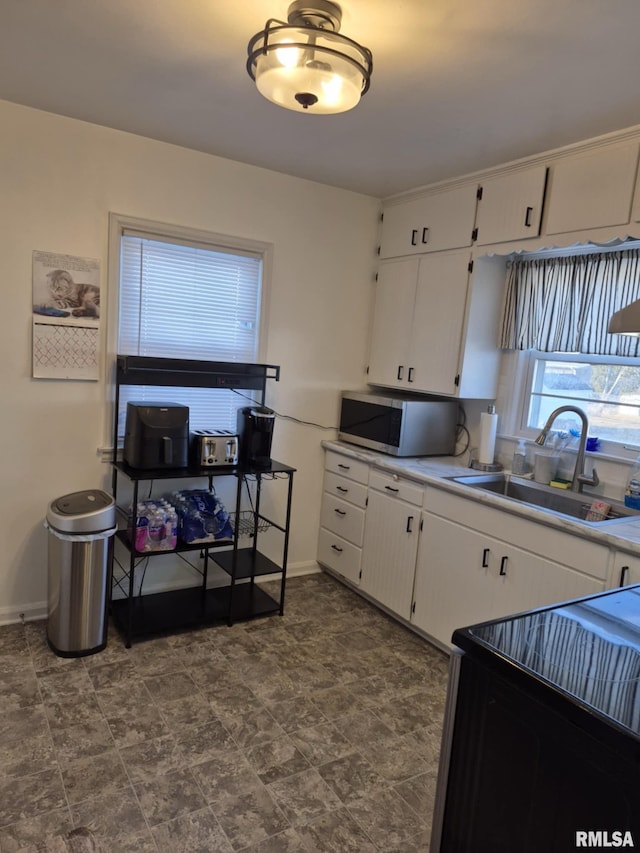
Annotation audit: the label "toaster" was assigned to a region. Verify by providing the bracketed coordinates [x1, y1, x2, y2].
[191, 430, 239, 466]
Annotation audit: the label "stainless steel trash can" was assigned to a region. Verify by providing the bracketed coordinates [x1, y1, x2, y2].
[46, 489, 116, 657]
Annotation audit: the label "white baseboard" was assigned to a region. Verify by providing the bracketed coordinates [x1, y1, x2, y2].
[0, 561, 322, 626]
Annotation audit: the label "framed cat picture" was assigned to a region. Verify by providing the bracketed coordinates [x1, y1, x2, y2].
[32, 250, 101, 380]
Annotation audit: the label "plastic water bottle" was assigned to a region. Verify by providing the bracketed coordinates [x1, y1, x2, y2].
[624, 454, 640, 509]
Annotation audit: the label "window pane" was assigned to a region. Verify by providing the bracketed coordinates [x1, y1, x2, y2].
[527, 358, 640, 445]
[118, 233, 263, 436]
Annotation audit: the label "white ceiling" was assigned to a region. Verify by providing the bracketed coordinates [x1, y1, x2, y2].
[3, 0, 640, 198]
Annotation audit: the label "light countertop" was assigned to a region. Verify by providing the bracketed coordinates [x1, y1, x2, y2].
[322, 439, 640, 554]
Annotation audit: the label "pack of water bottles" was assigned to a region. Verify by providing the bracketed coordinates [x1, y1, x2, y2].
[171, 489, 234, 544]
[130, 500, 179, 552]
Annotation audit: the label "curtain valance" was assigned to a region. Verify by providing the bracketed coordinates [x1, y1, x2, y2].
[500, 249, 640, 356]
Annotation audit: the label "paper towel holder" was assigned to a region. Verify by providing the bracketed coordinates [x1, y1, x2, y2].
[470, 459, 504, 472]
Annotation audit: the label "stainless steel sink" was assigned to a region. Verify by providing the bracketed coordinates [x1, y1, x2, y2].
[445, 473, 640, 526]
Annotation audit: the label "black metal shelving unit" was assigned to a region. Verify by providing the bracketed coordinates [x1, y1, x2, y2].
[110, 355, 295, 648]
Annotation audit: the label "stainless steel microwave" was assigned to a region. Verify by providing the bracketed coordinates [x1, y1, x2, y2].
[338, 390, 458, 457]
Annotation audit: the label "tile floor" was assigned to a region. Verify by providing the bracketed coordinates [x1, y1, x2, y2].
[0, 572, 449, 852]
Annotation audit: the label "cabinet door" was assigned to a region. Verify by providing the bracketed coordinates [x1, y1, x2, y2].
[407, 249, 470, 395]
[475, 165, 548, 246]
[546, 142, 639, 235]
[611, 552, 640, 588]
[494, 542, 604, 618]
[360, 490, 421, 620]
[412, 513, 498, 648]
[413, 512, 605, 649]
[367, 257, 418, 388]
[379, 184, 477, 259]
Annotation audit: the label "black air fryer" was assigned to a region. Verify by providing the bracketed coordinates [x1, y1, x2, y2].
[237, 406, 275, 468]
[124, 402, 189, 469]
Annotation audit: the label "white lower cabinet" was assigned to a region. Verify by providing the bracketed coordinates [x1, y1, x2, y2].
[611, 551, 640, 588]
[318, 450, 617, 651]
[360, 487, 421, 620]
[411, 512, 605, 648]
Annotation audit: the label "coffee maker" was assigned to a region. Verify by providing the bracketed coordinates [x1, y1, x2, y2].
[237, 406, 276, 468]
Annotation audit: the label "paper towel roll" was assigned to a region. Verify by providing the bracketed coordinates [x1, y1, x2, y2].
[478, 407, 498, 464]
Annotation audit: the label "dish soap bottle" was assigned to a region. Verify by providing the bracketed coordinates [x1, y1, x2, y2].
[512, 439, 528, 475]
[625, 454, 640, 509]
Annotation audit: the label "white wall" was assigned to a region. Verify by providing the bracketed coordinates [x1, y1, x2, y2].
[0, 99, 380, 623]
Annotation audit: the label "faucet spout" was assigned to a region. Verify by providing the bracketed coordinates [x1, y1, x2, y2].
[534, 405, 598, 493]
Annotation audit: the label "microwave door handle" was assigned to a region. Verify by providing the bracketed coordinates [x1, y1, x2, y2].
[162, 435, 172, 464]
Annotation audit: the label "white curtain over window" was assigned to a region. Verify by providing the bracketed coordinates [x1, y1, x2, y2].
[500, 249, 640, 356]
[118, 233, 263, 432]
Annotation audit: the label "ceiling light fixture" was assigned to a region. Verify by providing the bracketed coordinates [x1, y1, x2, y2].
[247, 1, 373, 115]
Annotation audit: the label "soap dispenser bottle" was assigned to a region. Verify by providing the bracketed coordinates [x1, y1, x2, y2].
[512, 439, 528, 475]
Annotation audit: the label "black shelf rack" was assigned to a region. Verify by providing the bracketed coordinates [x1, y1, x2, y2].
[110, 355, 295, 647]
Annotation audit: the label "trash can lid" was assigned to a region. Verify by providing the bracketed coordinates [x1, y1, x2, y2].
[46, 489, 116, 534]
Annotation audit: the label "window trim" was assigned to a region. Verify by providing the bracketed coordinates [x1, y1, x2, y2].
[102, 212, 273, 450]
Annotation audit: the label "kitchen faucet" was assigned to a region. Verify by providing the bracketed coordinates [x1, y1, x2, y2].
[534, 405, 599, 493]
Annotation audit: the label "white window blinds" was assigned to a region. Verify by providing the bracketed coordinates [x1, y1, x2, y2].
[118, 233, 264, 432]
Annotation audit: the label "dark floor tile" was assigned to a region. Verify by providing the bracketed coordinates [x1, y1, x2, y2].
[0, 807, 72, 853]
[0, 733, 57, 779]
[0, 703, 49, 744]
[190, 751, 261, 805]
[134, 766, 207, 827]
[151, 806, 234, 852]
[264, 695, 328, 734]
[245, 735, 310, 784]
[70, 787, 148, 845]
[241, 826, 307, 852]
[59, 746, 130, 805]
[0, 768, 67, 827]
[212, 784, 290, 851]
[44, 691, 105, 731]
[347, 787, 428, 849]
[316, 751, 385, 805]
[51, 717, 115, 762]
[298, 807, 378, 852]
[267, 767, 343, 827]
[289, 721, 355, 767]
[119, 733, 183, 782]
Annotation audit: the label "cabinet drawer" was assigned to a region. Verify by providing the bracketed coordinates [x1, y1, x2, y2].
[323, 471, 368, 508]
[325, 450, 369, 485]
[369, 470, 424, 507]
[317, 528, 362, 584]
[321, 493, 366, 546]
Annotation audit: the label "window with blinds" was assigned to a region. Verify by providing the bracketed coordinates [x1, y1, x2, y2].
[117, 232, 264, 433]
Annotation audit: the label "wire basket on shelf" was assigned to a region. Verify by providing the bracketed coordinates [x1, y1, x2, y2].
[231, 510, 271, 537]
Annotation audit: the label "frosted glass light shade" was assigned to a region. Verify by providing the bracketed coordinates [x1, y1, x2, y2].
[247, 21, 372, 114]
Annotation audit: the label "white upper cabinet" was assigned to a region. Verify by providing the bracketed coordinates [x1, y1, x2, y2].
[474, 165, 548, 246]
[378, 184, 478, 259]
[545, 142, 639, 235]
[367, 250, 505, 398]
